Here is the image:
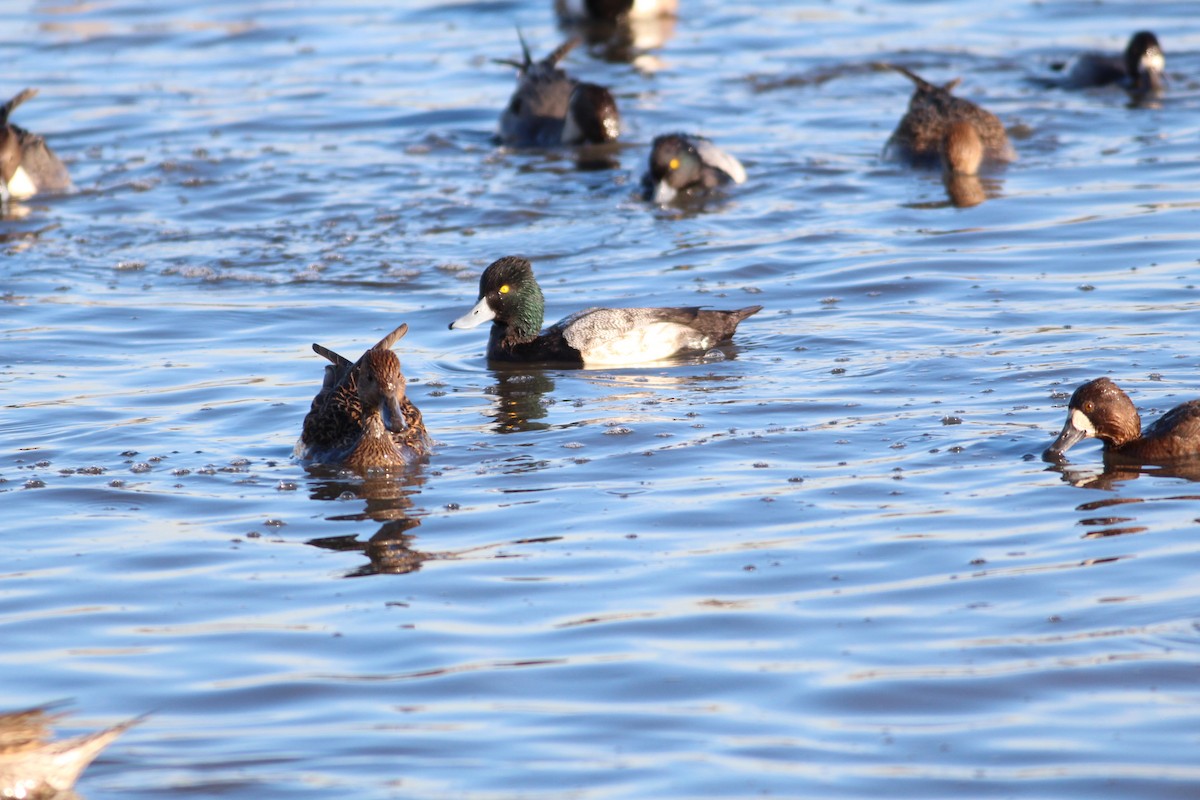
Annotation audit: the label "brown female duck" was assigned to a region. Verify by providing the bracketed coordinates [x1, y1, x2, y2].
[1044, 377, 1200, 463]
[0, 704, 141, 799]
[297, 324, 429, 471]
[0, 88, 72, 201]
[883, 65, 1015, 174]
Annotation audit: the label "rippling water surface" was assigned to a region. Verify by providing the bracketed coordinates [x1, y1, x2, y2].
[5, 0, 1200, 797]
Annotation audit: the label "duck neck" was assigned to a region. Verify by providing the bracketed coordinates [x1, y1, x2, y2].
[499, 287, 544, 345]
[1105, 413, 1143, 450]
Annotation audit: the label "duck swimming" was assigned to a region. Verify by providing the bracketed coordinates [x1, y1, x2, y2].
[497, 35, 620, 147]
[883, 65, 1015, 174]
[449, 255, 762, 367]
[642, 133, 746, 204]
[1060, 31, 1165, 97]
[297, 323, 429, 471]
[0, 88, 72, 202]
[0, 704, 141, 799]
[1043, 377, 1200, 463]
[555, 0, 678, 23]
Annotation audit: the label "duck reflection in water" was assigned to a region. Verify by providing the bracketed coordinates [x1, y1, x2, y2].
[0, 704, 142, 800]
[309, 518, 432, 577]
[486, 368, 556, 434]
[306, 468, 425, 523]
[1046, 459, 1200, 492]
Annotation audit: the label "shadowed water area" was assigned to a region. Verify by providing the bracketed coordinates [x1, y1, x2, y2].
[4, 0, 1200, 797]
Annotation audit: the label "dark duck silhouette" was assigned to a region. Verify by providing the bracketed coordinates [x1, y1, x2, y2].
[449, 255, 762, 367]
[0, 88, 71, 202]
[882, 65, 1015, 174]
[1044, 377, 1200, 463]
[1059, 31, 1165, 98]
[297, 324, 429, 471]
[497, 35, 620, 147]
[555, 0, 678, 23]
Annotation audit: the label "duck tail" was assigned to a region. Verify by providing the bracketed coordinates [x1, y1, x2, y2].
[49, 713, 146, 789]
[1, 88, 37, 125]
[312, 342, 353, 369]
[373, 322, 409, 352]
[877, 63, 961, 93]
[544, 36, 581, 68]
[732, 305, 764, 322]
[493, 28, 535, 72]
[517, 28, 534, 69]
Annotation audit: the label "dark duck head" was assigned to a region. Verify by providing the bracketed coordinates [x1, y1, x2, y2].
[1044, 377, 1200, 464]
[563, 82, 621, 145]
[643, 133, 746, 204]
[1125, 31, 1165, 95]
[449, 255, 545, 344]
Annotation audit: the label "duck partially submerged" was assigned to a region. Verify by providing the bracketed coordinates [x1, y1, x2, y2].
[0, 88, 72, 202]
[0, 704, 141, 799]
[1060, 31, 1165, 98]
[449, 255, 761, 367]
[642, 133, 746, 204]
[297, 324, 429, 471]
[1044, 377, 1200, 463]
[497, 35, 620, 147]
[883, 65, 1015, 174]
[555, 0, 678, 23]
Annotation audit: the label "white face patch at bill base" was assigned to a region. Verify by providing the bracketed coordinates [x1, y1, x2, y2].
[1141, 49, 1165, 76]
[7, 165, 37, 200]
[1069, 408, 1097, 439]
[450, 296, 496, 330]
[652, 181, 678, 205]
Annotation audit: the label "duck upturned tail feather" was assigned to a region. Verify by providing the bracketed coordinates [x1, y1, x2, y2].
[0, 88, 37, 125]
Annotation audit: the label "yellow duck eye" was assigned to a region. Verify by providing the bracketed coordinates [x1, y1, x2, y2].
[668, 158, 680, 170]
[499, 284, 510, 294]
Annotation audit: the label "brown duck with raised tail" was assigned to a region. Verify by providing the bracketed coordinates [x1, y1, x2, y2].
[0, 704, 141, 799]
[297, 324, 429, 471]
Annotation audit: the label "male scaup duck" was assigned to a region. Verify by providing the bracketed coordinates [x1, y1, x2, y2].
[497, 35, 620, 148]
[555, 0, 678, 23]
[0, 704, 141, 799]
[642, 133, 746, 204]
[883, 65, 1015, 173]
[297, 323, 430, 471]
[1060, 31, 1165, 97]
[1043, 377, 1200, 463]
[0, 88, 71, 202]
[449, 255, 762, 367]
